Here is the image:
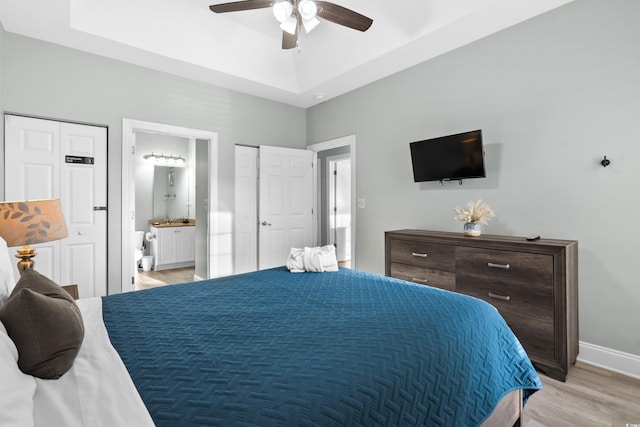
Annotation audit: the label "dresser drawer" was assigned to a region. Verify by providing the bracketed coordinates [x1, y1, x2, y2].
[390, 262, 456, 291]
[456, 247, 553, 288]
[456, 246, 555, 360]
[389, 239, 455, 272]
[455, 276, 555, 360]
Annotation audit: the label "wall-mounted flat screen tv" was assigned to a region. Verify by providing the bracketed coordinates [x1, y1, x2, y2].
[410, 130, 485, 183]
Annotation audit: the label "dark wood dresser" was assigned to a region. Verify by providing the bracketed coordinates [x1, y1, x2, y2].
[385, 229, 578, 381]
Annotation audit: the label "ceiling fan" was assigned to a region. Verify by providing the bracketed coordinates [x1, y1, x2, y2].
[209, 0, 373, 50]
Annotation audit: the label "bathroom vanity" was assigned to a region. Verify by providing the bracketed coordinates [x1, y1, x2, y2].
[149, 220, 196, 271]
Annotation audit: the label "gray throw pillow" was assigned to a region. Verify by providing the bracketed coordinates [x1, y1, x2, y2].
[0, 268, 84, 379]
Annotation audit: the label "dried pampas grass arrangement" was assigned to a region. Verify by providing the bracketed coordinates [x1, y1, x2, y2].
[454, 199, 495, 225]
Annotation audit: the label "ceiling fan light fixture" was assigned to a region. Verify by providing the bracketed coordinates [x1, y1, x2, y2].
[302, 16, 320, 33]
[209, 0, 373, 49]
[280, 15, 298, 35]
[297, 0, 317, 20]
[272, 1, 293, 23]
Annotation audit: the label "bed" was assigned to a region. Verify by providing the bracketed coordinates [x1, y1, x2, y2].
[1, 244, 541, 426]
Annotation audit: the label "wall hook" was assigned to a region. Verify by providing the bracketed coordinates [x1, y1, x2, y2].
[600, 156, 611, 167]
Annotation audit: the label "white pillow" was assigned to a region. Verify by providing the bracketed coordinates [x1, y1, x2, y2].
[286, 248, 305, 273]
[0, 236, 17, 307]
[0, 321, 36, 427]
[303, 245, 339, 272]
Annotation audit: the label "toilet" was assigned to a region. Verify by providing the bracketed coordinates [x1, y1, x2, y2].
[134, 231, 145, 269]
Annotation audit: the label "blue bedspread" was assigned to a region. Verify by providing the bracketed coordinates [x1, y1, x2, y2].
[103, 267, 541, 426]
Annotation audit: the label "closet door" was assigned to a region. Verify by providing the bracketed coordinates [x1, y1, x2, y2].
[4, 115, 61, 281]
[4, 114, 108, 298]
[234, 145, 314, 272]
[60, 122, 108, 297]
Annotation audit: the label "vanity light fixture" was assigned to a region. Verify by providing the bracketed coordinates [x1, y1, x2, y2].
[143, 153, 187, 167]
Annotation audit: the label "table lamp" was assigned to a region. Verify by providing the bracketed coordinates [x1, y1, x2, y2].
[0, 199, 68, 274]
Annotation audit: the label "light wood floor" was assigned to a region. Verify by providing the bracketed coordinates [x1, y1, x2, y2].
[135, 267, 195, 290]
[134, 268, 640, 425]
[524, 361, 640, 426]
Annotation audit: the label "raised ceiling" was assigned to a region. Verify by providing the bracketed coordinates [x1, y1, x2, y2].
[0, 0, 574, 108]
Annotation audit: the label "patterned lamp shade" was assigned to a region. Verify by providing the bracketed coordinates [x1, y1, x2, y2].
[0, 199, 68, 274]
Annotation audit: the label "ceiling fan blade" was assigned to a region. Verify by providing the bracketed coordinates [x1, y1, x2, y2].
[316, 1, 373, 32]
[209, 0, 272, 14]
[282, 23, 299, 49]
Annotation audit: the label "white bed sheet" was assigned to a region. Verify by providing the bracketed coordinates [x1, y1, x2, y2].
[33, 297, 154, 427]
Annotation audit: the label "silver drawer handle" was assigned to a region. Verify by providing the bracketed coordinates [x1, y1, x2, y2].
[411, 252, 428, 258]
[488, 292, 511, 301]
[412, 277, 428, 283]
[488, 262, 510, 270]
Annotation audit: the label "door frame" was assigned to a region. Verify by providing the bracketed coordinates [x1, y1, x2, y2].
[307, 135, 356, 268]
[326, 153, 351, 249]
[121, 119, 219, 292]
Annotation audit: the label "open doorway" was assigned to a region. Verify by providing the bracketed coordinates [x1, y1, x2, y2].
[307, 135, 356, 269]
[132, 134, 210, 290]
[327, 154, 352, 267]
[121, 119, 219, 293]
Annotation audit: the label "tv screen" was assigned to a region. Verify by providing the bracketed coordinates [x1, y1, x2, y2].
[410, 130, 485, 182]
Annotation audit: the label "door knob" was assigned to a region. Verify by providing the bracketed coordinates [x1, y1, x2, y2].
[261, 221, 272, 226]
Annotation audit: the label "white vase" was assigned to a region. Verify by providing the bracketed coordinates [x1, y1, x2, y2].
[464, 222, 482, 236]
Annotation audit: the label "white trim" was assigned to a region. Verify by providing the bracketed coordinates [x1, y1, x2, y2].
[307, 135, 354, 153]
[325, 153, 351, 249]
[307, 135, 356, 268]
[578, 341, 640, 380]
[122, 119, 219, 293]
[311, 150, 318, 247]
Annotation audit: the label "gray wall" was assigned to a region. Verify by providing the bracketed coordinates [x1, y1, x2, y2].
[1, 32, 307, 295]
[307, 0, 640, 358]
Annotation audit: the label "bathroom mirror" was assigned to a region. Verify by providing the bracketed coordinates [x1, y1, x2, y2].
[152, 166, 189, 220]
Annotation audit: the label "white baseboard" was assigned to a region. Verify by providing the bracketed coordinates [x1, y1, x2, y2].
[578, 341, 640, 380]
[193, 274, 205, 281]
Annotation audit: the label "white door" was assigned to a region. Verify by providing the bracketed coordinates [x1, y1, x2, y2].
[60, 122, 108, 297]
[4, 116, 61, 280]
[4, 115, 107, 298]
[234, 145, 258, 273]
[258, 146, 314, 270]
